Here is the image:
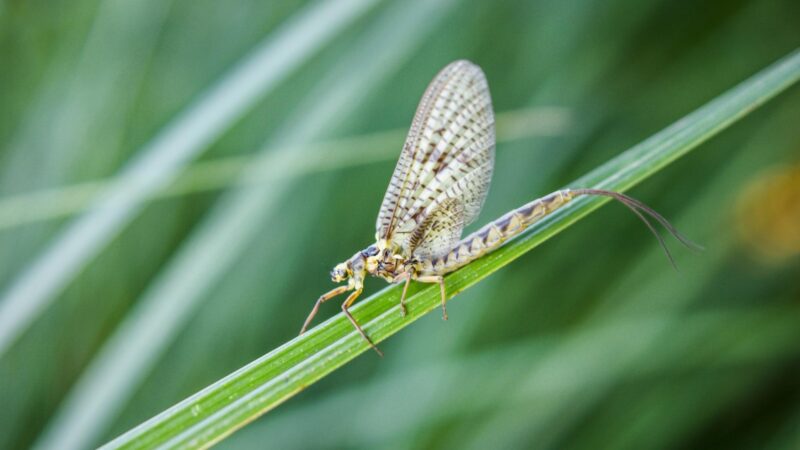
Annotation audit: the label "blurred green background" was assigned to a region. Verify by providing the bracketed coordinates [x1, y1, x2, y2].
[1, 0, 799, 448]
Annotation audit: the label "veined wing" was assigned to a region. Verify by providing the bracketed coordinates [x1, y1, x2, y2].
[375, 60, 495, 257]
[407, 156, 493, 258]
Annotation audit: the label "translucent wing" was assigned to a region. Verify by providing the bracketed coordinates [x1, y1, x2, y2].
[407, 198, 464, 259]
[375, 60, 495, 257]
[406, 156, 493, 258]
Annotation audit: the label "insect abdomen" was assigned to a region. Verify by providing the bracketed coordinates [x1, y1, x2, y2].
[418, 190, 574, 275]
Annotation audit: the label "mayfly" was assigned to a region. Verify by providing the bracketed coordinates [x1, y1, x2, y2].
[300, 60, 698, 356]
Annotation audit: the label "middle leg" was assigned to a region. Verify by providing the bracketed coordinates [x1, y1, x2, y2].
[396, 270, 415, 318]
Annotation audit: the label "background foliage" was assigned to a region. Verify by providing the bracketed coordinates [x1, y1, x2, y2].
[1, 0, 798, 449]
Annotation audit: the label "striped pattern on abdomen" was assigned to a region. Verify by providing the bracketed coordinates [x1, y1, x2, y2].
[416, 190, 574, 276]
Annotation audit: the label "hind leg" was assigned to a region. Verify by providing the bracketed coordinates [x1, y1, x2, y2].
[414, 275, 447, 320]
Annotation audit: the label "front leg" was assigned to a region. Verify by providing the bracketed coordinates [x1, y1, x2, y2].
[341, 289, 383, 357]
[300, 285, 349, 335]
[414, 275, 447, 320]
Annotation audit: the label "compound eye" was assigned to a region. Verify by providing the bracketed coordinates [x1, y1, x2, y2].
[330, 265, 348, 282]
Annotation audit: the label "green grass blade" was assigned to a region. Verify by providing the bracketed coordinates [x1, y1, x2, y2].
[102, 48, 800, 450]
[276, 91, 800, 449]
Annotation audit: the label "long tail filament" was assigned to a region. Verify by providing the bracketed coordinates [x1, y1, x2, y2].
[570, 188, 703, 270]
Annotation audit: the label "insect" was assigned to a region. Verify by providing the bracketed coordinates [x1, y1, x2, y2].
[299, 60, 698, 356]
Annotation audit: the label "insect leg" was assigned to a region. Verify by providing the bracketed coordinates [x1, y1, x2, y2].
[395, 268, 417, 318]
[415, 275, 447, 320]
[399, 276, 413, 317]
[299, 285, 349, 335]
[341, 289, 383, 357]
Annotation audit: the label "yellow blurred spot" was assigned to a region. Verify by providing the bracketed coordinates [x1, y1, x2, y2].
[736, 163, 800, 264]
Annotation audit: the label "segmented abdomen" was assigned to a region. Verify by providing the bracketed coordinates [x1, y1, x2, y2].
[415, 190, 574, 276]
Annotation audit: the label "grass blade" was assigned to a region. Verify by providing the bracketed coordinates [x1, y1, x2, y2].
[293, 92, 800, 449]
[102, 48, 800, 449]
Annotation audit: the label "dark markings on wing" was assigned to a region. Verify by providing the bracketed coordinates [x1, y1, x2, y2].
[375, 60, 495, 257]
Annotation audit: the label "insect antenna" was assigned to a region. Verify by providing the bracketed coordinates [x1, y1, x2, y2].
[570, 188, 703, 270]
